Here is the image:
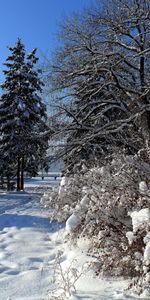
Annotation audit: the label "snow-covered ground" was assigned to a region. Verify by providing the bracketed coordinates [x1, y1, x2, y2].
[0, 178, 141, 300]
[0, 178, 63, 300]
[25, 176, 61, 193]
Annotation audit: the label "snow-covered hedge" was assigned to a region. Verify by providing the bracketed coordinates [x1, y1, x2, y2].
[41, 154, 150, 295]
[126, 208, 150, 297]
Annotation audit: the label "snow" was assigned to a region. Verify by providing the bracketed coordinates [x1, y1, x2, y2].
[139, 181, 148, 193]
[130, 208, 150, 233]
[58, 176, 68, 195]
[0, 178, 146, 300]
[100, 166, 106, 175]
[141, 288, 150, 298]
[144, 233, 150, 244]
[66, 213, 80, 233]
[24, 176, 60, 192]
[144, 242, 150, 265]
[60, 176, 67, 187]
[126, 231, 135, 245]
[0, 179, 63, 300]
[80, 194, 89, 208]
[50, 234, 132, 300]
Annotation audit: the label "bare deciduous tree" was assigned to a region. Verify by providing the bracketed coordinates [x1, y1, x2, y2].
[46, 0, 150, 171]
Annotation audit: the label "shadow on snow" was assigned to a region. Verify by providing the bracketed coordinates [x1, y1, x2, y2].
[0, 192, 37, 214]
[0, 213, 64, 232]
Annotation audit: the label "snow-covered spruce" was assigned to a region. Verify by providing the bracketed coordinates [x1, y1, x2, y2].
[0, 39, 49, 190]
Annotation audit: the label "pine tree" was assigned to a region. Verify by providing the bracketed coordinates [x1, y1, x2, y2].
[0, 39, 49, 191]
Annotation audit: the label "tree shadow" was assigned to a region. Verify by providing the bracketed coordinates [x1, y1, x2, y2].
[0, 213, 64, 232]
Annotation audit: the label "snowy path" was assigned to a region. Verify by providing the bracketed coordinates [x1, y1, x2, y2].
[0, 179, 141, 300]
[0, 180, 62, 300]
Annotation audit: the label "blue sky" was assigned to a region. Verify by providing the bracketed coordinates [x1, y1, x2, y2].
[0, 0, 93, 83]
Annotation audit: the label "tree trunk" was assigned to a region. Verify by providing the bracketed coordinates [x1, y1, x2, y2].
[20, 155, 24, 191]
[139, 108, 150, 162]
[7, 175, 10, 192]
[17, 157, 21, 191]
[139, 53, 150, 160]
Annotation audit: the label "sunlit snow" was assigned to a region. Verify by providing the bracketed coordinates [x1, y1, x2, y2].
[0, 178, 140, 300]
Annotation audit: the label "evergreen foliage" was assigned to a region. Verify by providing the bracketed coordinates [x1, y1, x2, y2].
[0, 39, 49, 190]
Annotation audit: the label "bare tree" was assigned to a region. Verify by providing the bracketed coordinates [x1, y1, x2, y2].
[46, 0, 150, 171]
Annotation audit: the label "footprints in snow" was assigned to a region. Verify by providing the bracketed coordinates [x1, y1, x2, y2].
[0, 226, 57, 278]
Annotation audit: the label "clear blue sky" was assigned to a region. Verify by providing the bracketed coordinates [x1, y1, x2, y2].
[0, 0, 93, 83]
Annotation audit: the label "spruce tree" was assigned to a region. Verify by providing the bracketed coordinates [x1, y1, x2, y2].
[0, 39, 49, 191]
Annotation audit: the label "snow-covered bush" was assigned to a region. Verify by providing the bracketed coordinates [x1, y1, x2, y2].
[41, 171, 88, 222]
[126, 208, 150, 297]
[41, 154, 150, 285]
[49, 250, 84, 299]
